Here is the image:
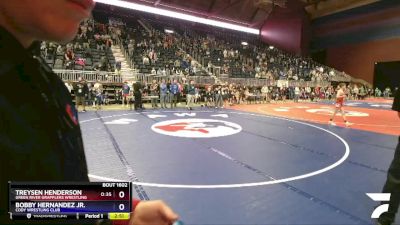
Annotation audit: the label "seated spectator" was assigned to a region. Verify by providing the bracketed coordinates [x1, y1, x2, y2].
[82, 38, 90, 49]
[143, 55, 150, 65]
[56, 45, 63, 55]
[115, 61, 122, 72]
[105, 38, 112, 50]
[128, 40, 134, 56]
[66, 42, 73, 51]
[74, 42, 81, 51]
[84, 47, 92, 58]
[75, 58, 86, 67]
[64, 49, 75, 69]
[40, 41, 48, 58]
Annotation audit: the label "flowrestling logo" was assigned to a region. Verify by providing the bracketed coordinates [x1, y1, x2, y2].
[367, 193, 391, 218]
[151, 119, 242, 138]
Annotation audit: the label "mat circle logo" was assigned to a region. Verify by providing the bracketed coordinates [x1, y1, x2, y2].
[151, 118, 242, 138]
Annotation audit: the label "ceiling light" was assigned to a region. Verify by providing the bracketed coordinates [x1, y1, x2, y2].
[94, 0, 260, 35]
[164, 29, 174, 34]
[241, 42, 248, 46]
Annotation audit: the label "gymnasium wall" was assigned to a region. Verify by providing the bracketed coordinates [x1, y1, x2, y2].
[311, 1, 400, 84]
[260, 1, 310, 56]
[325, 38, 400, 84]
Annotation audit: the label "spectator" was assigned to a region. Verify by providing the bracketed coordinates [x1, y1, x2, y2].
[93, 80, 103, 110]
[121, 81, 130, 107]
[170, 79, 180, 108]
[143, 55, 150, 65]
[384, 87, 392, 98]
[115, 61, 122, 73]
[56, 44, 63, 55]
[261, 84, 269, 103]
[74, 77, 88, 112]
[214, 84, 223, 108]
[150, 79, 159, 109]
[160, 79, 168, 109]
[133, 81, 143, 110]
[186, 80, 196, 110]
[294, 86, 300, 103]
[64, 49, 75, 69]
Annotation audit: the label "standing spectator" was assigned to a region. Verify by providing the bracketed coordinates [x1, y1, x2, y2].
[289, 86, 295, 100]
[378, 88, 400, 225]
[294, 86, 300, 103]
[186, 80, 196, 110]
[375, 87, 382, 97]
[115, 61, 122, 74]
[170, 79, 180, 108]
[74, 77, 88, 112]
[133, 81, 143, 110]
[128, 40, 134, 56]
[93, 80, 103, 110]
[261, 84, 269, 102]
[121, 81, 130, 107]
[214, 84, 223, 108]
[159, 79, 168, 109]
[194, 87, 200, 104]
[384, 87, 392, 98]
[150, 79, 159, 109]
[205, 86, 214, 108]
[353, 85, 359, 100]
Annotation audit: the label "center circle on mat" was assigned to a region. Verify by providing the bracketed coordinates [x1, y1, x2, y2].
[82, 111, 350, 188]
[151, 118, 242, 138]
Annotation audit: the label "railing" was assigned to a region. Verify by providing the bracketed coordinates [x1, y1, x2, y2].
[138, 74, 215, 85]
[288, 80, 331, 87]
[54, 69, 333, 87]
[53, 70, 124, 83]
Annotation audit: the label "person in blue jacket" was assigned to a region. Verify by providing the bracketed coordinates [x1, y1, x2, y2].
[170, 79, 180, 108]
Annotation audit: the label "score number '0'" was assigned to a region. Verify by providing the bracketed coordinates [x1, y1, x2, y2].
[119, 191, 126, 211]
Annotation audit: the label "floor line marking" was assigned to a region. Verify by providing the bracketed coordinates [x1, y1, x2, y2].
[256, 106, 400, 128]
[94, 111, 150, 200]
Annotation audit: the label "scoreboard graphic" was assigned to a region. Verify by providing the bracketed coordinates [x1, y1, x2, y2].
[8, 182, 132, 220]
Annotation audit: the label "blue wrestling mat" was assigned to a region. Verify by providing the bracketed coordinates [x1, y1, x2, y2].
[78, 109, 398, 225]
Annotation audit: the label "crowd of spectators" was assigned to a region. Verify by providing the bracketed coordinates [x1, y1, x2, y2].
[67, 76, 384, 111]
[53, 15, 394, 109]
[45, 15, 352, 87]
[40, 18, 124, 72]
[176, 31, 347, 82]
[120, 24, 205, 77]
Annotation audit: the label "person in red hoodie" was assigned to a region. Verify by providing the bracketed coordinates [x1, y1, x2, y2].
[0, 0, 178, 224]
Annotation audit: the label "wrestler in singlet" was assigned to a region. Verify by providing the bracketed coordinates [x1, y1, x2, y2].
[335, 89, 345, 108]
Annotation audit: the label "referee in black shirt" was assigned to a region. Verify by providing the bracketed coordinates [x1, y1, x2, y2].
[378, 89, 400, 225]
[0, 1, 177, 224]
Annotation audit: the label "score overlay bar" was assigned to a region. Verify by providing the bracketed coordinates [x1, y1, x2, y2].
[8, 182, 131, 220]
